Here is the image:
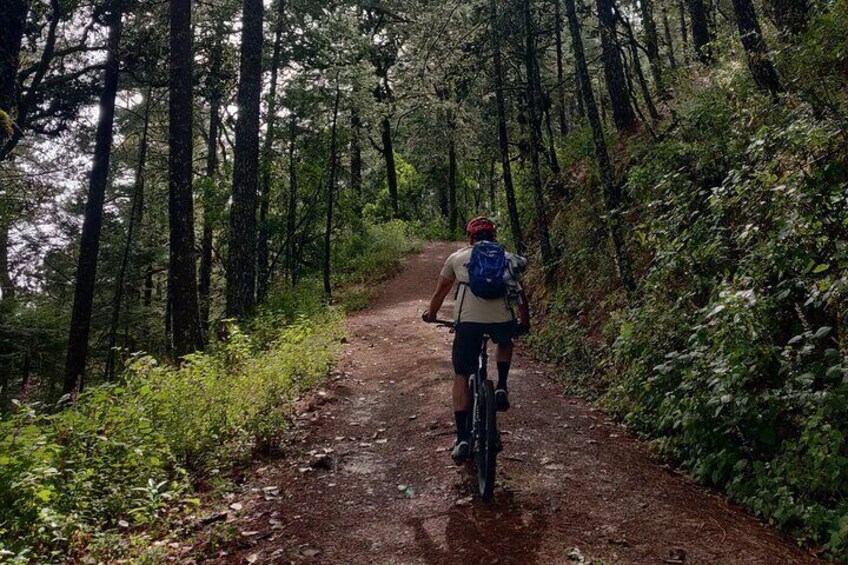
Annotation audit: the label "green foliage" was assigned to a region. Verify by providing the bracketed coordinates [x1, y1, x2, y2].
[362, 155, 426, 222]
[609, 90, 848, 554]
[407, 218, 454, 242]
[336, 220, 420, 282]
[525, 121, 627, 397]
[0, 310, 344, 561]
[530, 5, 848, 557]
[777, 0, 848, 117]
[0, 216, 417, 561]
[334, 220, 422, 311]
[0, 110, 12, 141]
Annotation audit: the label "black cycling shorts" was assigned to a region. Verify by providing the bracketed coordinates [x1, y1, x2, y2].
[451, 321, 516, 376]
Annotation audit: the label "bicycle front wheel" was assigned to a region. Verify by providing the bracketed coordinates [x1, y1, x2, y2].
[476, 380, 498, 500]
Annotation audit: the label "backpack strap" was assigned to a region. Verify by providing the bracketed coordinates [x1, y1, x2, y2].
[503, 289, 515, 322]
[456, 282, 467, 324]
[504, 258, 518, 321]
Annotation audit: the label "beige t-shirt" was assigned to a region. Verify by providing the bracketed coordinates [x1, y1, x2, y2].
[440, 245, 527, 323]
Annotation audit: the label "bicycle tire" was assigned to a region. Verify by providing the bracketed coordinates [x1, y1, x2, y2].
[476, 380, 498, 500]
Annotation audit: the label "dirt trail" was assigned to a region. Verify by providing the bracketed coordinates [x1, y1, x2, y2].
[202, 242, 821, 565]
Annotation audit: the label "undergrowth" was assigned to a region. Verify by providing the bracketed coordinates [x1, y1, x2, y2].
[529, 4, 848, 559]
[0, 220, 418, 562]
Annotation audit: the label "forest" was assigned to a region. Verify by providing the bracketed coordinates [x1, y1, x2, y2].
[1, 0, 847, 561]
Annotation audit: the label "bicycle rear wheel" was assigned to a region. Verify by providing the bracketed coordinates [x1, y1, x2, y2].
[476, 380, 498, 500]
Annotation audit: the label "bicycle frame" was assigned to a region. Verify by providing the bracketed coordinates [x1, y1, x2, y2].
[468, 336, 490, 443]
[428, 317, 499, 499]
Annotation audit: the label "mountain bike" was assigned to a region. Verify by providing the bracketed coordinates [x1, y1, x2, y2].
[428, 318, 499, 501]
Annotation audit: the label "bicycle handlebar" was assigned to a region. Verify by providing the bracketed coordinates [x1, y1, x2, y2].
[421, 313, 455, 328]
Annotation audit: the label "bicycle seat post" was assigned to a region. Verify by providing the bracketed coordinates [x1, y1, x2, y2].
[479, 335, 490, 380]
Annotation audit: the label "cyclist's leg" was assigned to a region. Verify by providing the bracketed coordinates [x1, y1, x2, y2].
[495, 341, 513, 390]
[452, 374, 470, 417]
[451, 323, 483, 445]
[489, 322, 517, 410]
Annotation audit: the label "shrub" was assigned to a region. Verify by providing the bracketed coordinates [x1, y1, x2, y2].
[529, 20, 848, 558]
[335, 220, 422, 310]
[0, 310, 344, 561]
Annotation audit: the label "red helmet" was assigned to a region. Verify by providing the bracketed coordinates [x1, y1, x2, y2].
[465, 216, 497, 236]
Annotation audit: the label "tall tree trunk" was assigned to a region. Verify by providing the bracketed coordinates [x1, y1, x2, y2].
[447, 132, 458, 233]
[766, 0, 808, 35]
[639, 0, 665, 96]
[381, 116, 400, 218]
[350, 105, 363, 212]
[0, 360, 8, 412]
[199, 100, 219, 336]
[1, 0, 61, 162]
[564, 0, 636, 295]
[437, 165, 449, 220]
[323, 84, 341, 297]
[0, 221, 13, 301]
[688, 0, 713, 64]
[731, 0, 782, 96]
[678, 0, 690, 64]
[199, 21, 225, 336]
[168, 0, 204, 357]
[257, 0, 286, 304]
[661, 1, 678, 70]
[523, 0, 554, 268]
[105, 89, 151, 380]
[574, 67, 585, 118]
[143, 267, 153, 307]
[226, 0, 264, 319]
[618, 11, 659, 120]
[543, 104, 562, 176]
[165, 281, 173, 356]
[286, 116, 298, 284]
[554, 0, 569, 136]
[596, 0, 637, 131]
[0, 0, 28, 142]
[527, 30, 561, 176]
[20, 337, 32, 402]
[489, 158, 497, 212]
[490, 0, 525, 255]
[63, 6, 123, 395]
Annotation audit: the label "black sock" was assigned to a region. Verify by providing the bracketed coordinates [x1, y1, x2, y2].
[454, 411, 469, 442]
[497, 362, 510, 391]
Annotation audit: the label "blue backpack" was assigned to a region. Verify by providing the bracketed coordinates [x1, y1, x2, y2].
[466, 241, 508, 299]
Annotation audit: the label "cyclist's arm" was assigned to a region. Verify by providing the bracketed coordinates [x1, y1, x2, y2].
[425, 275, 454, 321]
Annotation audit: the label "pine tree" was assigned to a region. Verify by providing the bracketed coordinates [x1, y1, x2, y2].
[64, 3, 124, 394]
[226, 0, 264, 318]
[596, 0, 637, 131]
[168, 0, 204, 356]
[731, 0, 782, 96]
[639, 0, 665, 96]
[564, 0, 636, 294]
[688, 0, 713, 64]
[489, 0, 524, 255]
[258, 0, 287, 303]
[523, 0, 554, 267]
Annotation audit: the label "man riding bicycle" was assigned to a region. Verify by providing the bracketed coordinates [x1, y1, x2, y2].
[422, 217, 530, 464]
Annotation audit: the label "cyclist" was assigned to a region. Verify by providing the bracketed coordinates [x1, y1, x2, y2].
[422, 217, 530, 464]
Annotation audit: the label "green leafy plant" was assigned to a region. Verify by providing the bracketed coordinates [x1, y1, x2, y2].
[529, 17, 848, 557]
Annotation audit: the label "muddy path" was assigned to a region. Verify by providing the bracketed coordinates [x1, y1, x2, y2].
[198, 242, 821, 565]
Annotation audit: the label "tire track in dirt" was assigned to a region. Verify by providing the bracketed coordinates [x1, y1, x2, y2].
[202, 242, 821, 565]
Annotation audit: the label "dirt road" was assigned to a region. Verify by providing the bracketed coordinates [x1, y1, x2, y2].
[202, 242, 820, 564]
